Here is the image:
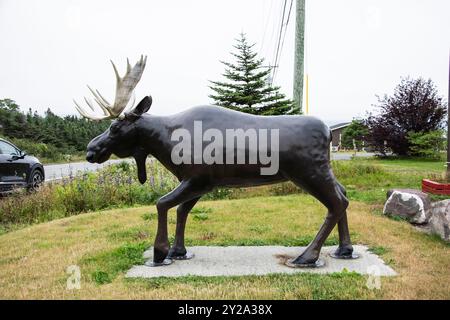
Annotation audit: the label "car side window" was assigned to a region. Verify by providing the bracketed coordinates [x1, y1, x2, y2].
[0, 141, 19, 155]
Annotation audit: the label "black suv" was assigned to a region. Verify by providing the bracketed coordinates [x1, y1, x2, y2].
[0, 138, 45, 193]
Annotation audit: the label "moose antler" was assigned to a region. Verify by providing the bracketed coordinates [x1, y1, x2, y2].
[74, 55, 147, 120]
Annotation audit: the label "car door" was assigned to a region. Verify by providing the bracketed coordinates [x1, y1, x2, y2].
[0, 141, 28, 184]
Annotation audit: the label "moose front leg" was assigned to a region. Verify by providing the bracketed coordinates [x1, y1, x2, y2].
[168, 197, 201, 260]
[150, 204, 172, 266]
[148, 178, 211, 266]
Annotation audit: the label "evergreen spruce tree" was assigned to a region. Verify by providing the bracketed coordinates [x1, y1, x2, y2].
[209, 33, 298, 115]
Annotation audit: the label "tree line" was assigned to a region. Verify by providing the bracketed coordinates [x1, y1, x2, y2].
[0, 98, 109, 161]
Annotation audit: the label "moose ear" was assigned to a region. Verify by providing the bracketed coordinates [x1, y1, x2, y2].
[127, 95, 152, 119]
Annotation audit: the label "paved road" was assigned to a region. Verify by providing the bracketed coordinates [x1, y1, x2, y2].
[332, 152, 375, 160]
[44, 152, 375, 181]
[44, 159, 132, 181]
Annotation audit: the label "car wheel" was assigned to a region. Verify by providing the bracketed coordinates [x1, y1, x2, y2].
[28, 170, 43, 191]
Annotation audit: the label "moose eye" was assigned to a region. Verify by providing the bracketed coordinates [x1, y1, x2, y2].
[110, 124, 119, 134]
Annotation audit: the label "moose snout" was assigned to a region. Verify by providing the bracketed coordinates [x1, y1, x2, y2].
[86, 151, 95, 163]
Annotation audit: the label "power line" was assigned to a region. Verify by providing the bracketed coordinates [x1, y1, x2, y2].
[271, 0, 288, 85]
[277, 0, 294, 78]
[262, 0, 281, 62]
[271, 0, 294, 86]
[259, 0, 274, 54]
[285, 0, 294, 29]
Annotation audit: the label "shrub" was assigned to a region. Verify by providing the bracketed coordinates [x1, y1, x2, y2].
[407, 130, 445, 159]
[0, 186, 64, 225]
[0, 160, 179, 227]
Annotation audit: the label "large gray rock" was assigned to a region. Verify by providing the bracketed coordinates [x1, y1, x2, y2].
[429, 200, 450, 242]
[384, 189, 431, 224]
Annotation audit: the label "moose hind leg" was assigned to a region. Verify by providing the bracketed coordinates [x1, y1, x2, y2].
[285, 170, 349, 267]
[167, 197, 201, 260]
[331, 182, 357, 259]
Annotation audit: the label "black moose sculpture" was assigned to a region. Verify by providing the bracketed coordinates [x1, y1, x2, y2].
[74, 56, 355, 267]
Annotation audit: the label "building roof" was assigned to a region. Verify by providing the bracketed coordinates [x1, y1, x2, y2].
[330, 122, 351, 131]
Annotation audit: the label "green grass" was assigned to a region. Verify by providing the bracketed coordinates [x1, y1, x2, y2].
[141, 212, 157, 221]
[126, 271, 377, 300]
[368, 156, 446, 172]
[82, 242, 149, 285]
[331, 157, 448, 203]
[191, 207, 213, 214]
[191, 207, 212, 221]
[368, 246, 389, 256]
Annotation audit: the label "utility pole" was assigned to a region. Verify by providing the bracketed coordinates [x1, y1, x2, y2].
[293, 0, 305, 114]
[447, 51, 450, 179]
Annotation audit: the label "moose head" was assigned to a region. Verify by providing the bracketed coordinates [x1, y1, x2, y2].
[74, 55, 152, 183]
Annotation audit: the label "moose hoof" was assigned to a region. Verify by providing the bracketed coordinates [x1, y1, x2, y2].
[285, 258, 325, 268]
[145, 258, 173, 267]
[330, 246, 359, 259]
[170, 251, 195, 260]
[329, 252, 360, 259]
[167, 247, 195, 260]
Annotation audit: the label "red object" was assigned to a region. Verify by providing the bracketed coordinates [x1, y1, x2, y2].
[422, 179, 450, 195]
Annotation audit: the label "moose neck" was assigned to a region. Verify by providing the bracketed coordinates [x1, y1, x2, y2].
[132, 114, 179, 182]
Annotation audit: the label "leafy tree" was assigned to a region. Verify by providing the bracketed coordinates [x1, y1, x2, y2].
[365, 77, 447, 156]
[209, 33, 297, 115]
[407, 130, 445, 159]
[341, 120, 368, 151]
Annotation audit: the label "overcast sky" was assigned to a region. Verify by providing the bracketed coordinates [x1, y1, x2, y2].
[0, 0, 448, 124]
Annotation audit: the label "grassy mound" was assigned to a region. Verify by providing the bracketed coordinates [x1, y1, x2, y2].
[0, 194, 448, 299]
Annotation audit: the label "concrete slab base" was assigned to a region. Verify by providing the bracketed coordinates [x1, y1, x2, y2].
[126, 245, 397, 278]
